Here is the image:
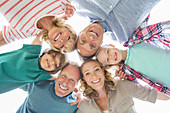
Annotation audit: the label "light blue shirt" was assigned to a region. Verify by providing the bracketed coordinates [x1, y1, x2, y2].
[74, 0, 160, 44]
[125, 42, 170, 88]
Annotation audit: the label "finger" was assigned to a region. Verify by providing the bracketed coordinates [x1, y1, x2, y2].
[77, 101, 81, 108]
[115, 70, 119, 77]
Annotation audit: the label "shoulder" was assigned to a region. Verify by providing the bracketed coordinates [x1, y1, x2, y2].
[77, 98, 94, 112]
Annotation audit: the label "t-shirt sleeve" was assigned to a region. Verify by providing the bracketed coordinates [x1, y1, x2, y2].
[122, 80, 157, 103]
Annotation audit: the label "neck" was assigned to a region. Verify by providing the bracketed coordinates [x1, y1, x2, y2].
[95, 87, 107, 99]
[121, 50, 128, 61]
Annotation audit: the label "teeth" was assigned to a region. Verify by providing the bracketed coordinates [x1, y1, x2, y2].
[89, 31, 98, 36]
[92, 79, 100, 83]
[59, 84, 67, 90]
[54, 33, 61, 41]
[46, 59, 50, 67]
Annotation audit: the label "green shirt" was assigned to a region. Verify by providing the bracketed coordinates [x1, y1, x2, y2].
[0, 44, 52, 94]
[125, 42, 170, 88]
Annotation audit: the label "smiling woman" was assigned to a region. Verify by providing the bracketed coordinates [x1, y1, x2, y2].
[1, 0, 170, 113]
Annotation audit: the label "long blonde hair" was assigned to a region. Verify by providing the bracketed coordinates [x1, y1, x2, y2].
[79, 59, 116, 99]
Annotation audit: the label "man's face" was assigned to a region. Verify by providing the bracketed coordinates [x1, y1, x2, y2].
[54, 64, 80, 97]
[77, 23, 104, 57]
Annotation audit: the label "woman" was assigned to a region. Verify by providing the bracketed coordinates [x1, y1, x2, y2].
[77, 59, 169, 113]
[0, 0, 76, 53]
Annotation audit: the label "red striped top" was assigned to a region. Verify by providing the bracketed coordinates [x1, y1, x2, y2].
[0, 0, 70, 43]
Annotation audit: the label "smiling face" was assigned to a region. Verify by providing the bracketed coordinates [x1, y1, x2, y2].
[54, 64, 80, 97]
[77, 23, 104, 57]
[97, 47, 123, 65]
[81, 61, 105, 90]
[39, 53, 61, 71]
[48, 26, 75, 52]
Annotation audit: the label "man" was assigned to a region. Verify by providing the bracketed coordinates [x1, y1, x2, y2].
[16, 63, 81, 113]
[74, 0, 160, 57]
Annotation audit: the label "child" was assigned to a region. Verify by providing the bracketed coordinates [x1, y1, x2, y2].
[0, 32, 67, 94]
[96, 17, 170, 96]
[0, 0, 76, 53]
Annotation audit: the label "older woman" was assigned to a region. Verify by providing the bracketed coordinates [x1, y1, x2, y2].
[76, 60, 169, 113]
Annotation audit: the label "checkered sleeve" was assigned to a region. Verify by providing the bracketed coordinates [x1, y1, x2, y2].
[121, 64, 170, 97]
[124, 18, 170, 48]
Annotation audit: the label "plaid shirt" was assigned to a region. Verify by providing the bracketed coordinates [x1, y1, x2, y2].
[121, 15, 170, 96]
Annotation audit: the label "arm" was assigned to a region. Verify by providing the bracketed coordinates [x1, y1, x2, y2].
[157, 91, 170, 100]
[60, 4, 75, 20]
[124, 20, 170, 47]
[0, 31, 7, 46]
[32, 31, 42, 45]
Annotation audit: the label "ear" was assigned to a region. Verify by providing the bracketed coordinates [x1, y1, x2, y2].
[100, 40, 103, 45]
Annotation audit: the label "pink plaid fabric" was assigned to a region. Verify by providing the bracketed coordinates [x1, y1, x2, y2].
[121, 15, 170, 96]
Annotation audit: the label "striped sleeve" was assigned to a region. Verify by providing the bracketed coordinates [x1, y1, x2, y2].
[0, 0, 71, 43]
[2, 26, 30, 43]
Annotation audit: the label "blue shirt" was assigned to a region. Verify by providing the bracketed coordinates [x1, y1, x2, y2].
[74, 0, 160, 44]
[16, 80, 78, 113]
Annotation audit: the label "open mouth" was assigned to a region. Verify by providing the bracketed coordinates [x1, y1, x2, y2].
[115, 52, 117, 61]
[46, 59, 50, 67]
[91, 78, 101, 84]
[59, 84, 68, 90]
[89, 30, 98, 37]
[54, 33, 61, 41]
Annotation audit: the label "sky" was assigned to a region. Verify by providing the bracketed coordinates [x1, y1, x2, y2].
[0, 0, 170, 113]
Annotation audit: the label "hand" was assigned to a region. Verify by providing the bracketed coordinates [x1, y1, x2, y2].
[0, 31, 7, 46]
[115, 69, 127, 80]
[32, 31, 42, 45]
[70, 90, 81, 108]
[62, 4, 75, 20]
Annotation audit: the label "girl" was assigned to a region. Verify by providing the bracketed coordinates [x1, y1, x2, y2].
[0, 32, 67, 94]
[96, 18, 170, 96]
[0, 0, 76, 53]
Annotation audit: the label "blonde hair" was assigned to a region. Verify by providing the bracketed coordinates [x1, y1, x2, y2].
[79, 59, 116, 99]
[42, 17, 77, 53]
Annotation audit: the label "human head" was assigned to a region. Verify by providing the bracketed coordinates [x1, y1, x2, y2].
[96, 45, 123, 66]
[54, 63, 81, 97]
[39, 49, 67, 74]
[79, 59, 116, 99]
[76, 22, 104, 57]
[42, 18, 77, 53]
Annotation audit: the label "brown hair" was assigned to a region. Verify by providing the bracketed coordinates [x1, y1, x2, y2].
[79, 59, 116, 99]
[42, 17, 77, 53]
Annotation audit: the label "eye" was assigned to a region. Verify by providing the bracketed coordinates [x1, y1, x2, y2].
[85, 72, 90, 76]
[62, 75, 66, 78]
[90, 44, 96, 50]
[107, 49, 109, 54]
[60, 45, 64, 49]
[69, 79, 74, 83]
[82, 38, 86, 44]
[67, 36, 71, 41]
[107, 58, 109, 62]
[52, 54, 55, 59]
[95, 68, 99, 71]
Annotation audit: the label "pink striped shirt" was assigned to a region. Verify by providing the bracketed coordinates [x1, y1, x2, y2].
[0, 0, 71, 43]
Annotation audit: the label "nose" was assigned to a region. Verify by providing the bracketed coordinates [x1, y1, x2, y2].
[51, 59, 55, 65]
[91, 72, 97, 79]
[63, 79, 69, 86]
[89, 35, 95, 41]
[60, 39, 63, 42]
